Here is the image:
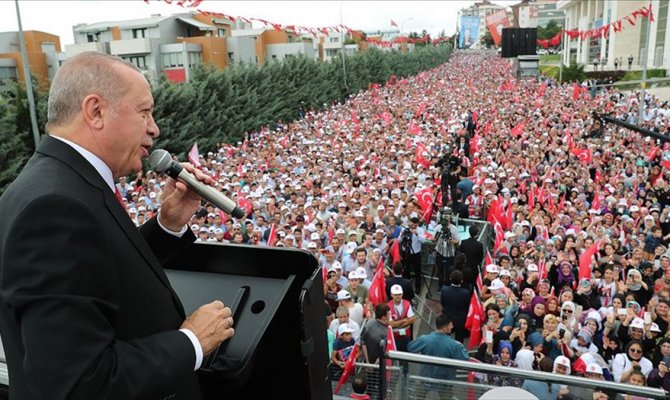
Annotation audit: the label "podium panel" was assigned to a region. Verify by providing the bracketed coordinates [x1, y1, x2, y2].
[164, 243, 331, 400]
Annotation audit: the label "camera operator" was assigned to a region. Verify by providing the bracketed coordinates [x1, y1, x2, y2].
[435, 208, 461, 287]
[435, 148, 462, 207]
[401, 217, 427, 294]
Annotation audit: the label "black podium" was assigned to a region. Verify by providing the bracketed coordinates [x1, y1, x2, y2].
[164, 242, 332, 399]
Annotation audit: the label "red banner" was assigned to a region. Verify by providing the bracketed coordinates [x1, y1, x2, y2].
[485, 10, 511, 46]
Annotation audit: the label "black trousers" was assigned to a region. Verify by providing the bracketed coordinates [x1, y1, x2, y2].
[402, 252, 423, 292]
[436, 254, 454, 287]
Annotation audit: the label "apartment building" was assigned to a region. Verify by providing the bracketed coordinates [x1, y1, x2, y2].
[0, 30, 60, 89]
[558, 0, 670, 69]
[460, 0, 508, 42]
[232, 28, 315, 64]
[512, 0, 565, 28]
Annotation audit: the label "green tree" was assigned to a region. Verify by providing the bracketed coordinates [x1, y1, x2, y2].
[560, 63, 586, 83]
[538, 20, 561, 41]
[481, 31, 495, 48]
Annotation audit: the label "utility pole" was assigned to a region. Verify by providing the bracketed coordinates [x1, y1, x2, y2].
[15, 0, 41, 148]
[639, 9, 653, 122]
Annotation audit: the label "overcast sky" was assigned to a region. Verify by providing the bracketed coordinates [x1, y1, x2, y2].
[1, 0, 518, 46]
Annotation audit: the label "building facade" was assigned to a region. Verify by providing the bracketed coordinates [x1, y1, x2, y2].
[558, 0, 670, 70]
[460, 0, 508, 43]
[0, 30, 61, 88]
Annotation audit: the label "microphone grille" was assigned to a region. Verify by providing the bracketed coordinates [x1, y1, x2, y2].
[149, 149, 173, 173]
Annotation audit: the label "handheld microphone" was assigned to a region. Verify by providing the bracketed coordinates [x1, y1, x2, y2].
[149, 149, 246, 219]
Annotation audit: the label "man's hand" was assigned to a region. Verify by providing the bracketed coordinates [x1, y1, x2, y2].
[181, 300, 235, 356]
[159, 164, 215, 231]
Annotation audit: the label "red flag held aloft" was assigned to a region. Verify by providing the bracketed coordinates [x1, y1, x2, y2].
[334, 343, 359, 394]
[579, 241, 599, 281]
[464, 292, 483, 350]
[369, 257, 387, 305]
[510, 122, 525, 137]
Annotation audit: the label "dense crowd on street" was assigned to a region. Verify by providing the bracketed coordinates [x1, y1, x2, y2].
[116, 49, 670, 398]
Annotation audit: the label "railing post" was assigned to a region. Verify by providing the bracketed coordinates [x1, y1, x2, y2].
[378, 339, 387, 400]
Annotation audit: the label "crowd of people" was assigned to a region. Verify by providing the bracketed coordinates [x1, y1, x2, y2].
[115, 49, 670, 397]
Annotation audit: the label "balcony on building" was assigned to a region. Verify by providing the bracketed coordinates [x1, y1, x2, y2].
[110, 37, 152, 56]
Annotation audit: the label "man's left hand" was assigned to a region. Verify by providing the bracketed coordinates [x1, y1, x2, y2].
[159, 163, 215, 231]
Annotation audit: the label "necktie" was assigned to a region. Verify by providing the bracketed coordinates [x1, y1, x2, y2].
[114, 187, 125, 207]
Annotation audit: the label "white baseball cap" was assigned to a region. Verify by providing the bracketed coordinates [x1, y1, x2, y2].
[630, 317, 645, 330]
[338, 323, 355, 335]
[354, 267, 368, 280]
[336, 290, 352, 301]
[585, 363, 603, 375]
[390, 284, 403, 295]
[486, 264, 499, 274]
[527, 264, 539, 272]
[489, 278, 505, 291]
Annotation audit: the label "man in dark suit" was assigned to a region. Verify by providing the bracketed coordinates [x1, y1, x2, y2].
[440, 270, 470, 342]
[458, 225, 484, 292]
[386, 262, 415, 302]
[0, 52, 235, 400]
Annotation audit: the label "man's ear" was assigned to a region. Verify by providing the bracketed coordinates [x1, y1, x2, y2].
[81, 94, 105, 130]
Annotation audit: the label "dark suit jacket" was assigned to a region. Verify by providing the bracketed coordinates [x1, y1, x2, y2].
[0, 136, 199, 400]
[440, 285, 470, 329]
[459, 237, 484, 283]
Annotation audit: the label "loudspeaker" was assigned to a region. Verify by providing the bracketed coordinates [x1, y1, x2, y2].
[501, 28, 514, 58]
[164, 243, 331, 400]
[502, 27, 537, 58]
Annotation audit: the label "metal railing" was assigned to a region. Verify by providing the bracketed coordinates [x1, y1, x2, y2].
[386, 350, 668, 400]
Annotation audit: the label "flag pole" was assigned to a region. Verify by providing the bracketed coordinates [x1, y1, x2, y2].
[340, 2, 348, 93]
[14, 0, 41, 148]
[639, 5, 653, 122]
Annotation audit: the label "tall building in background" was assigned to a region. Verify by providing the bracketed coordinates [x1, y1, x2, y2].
[558, 0, 669, 69]
[460, 0, 508, 45]
[512, 0, 565, 28]
[0, 30, 61, 89]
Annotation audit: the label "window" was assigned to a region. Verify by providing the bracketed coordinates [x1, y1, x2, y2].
[132, 28, 147, 39]
[218, 28, 227, 37]
[161, 52, 184, 68]
[123, 56, 147, 70]
[228, 52, 234, 62]
[188, 52, 203, 67]
[0, 66, 18, 81]
[86, 33, 100, 43]
[329, 37, 339, 43]
[326, 49, 339, 57]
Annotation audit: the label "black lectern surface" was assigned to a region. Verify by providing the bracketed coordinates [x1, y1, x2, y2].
[164, 242, 332, 400]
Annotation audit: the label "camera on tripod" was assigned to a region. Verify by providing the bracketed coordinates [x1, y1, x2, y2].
[400, 227, 413, 254]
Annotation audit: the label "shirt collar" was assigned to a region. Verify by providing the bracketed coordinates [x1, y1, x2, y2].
[51, 135, 115, 192]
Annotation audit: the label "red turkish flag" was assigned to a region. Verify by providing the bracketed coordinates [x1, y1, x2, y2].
[334, 343, 359, 394]
[188, 142, 201, 167]
[572, 84, 580, 100]
[591, 189, 601, 213]
[464, 291, 483, 350]
[579, 242, 599, 281]
[369, 257, 387, 305]
[415, 102, 426, 118]
[416, 187, 435, 223]
[511, 122, 525, 137]
[236, 192, 251, 216]
[408, 122, 421, 135]
[389, 240, 401, 266]
[572, 147, 592, 164]
[662, 160, 670, 171]
[527, 187, 535, 209]
[415, 142, 431, 169]
[267, 223, 278, 247]
[648, 146, 661, 161]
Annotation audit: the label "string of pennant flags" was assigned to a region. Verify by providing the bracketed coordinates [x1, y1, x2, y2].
[537, 2, 654, 49]
[144, 0, 449, 46]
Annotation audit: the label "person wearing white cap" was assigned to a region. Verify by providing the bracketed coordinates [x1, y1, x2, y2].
[331, 323, 356, 370]
[345, 270, 369, 307]
[388, 284, 416, 351]
[480, 264, 500, 301]
[336, 289, 365, 326]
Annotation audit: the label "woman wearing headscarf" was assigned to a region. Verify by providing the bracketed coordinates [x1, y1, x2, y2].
[611, 340, 653, 383]
[542, 314, 562, 359]
[529, 296, 547, 330]
[484, 341, 523, 387]
[555, 261, 576, 293]
[647, 338, 670, 391]
[545, 295, 560, 316]
[558, 300, 580, 335]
